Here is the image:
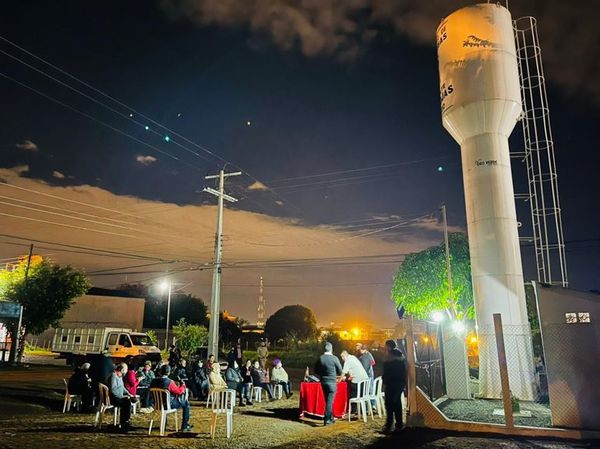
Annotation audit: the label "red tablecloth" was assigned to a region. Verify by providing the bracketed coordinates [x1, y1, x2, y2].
[299, 381, 348, 419]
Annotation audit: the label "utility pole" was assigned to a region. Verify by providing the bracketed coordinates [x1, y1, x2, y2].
[204, 169, 241, 357]
[161, 280, 172, 350]
[441, 205, 456, 319]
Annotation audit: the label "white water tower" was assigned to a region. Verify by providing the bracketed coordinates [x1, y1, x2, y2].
[437, 3, 534, 400]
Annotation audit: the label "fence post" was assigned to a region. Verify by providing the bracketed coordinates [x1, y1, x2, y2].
[493, 313, 514, 428]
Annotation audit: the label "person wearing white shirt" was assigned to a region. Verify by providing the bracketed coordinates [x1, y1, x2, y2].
[340, 350, 369, 399]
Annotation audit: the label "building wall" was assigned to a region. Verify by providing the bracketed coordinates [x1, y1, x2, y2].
[536, 285, 600, 430]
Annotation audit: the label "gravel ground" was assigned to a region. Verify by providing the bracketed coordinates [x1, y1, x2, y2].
[0, 364, 595, 449]
[438, 398, 552, 428]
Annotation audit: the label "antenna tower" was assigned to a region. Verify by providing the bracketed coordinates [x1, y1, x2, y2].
[257, 276, 265, 326]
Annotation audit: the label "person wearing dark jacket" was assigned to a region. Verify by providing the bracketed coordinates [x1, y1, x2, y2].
[382, 339, 407, 434]
[168, 344, 181, 368]
[225, 360, 251, 405]
[192, 360, 209, 400]
[88, 352, 114, 402]
[251, 360, 274, 400]
[68, 362, 93, 412]
[314, 342, 342, 426]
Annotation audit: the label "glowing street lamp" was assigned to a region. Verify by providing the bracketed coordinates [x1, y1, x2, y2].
[431, 311, 445, 322]
[160, 280, 172, 350]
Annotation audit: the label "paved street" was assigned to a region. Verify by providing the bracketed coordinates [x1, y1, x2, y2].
[0, 364, 596, 449]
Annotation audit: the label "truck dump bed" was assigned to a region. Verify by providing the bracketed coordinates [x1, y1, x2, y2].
[52, 327, 131, 355]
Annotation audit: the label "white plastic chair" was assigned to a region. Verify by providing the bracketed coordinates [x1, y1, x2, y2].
[273, 384, 283, 400]
[209, 389, 235, 439]
[148, 388, 179, 436]
[94, 383, 118, 429]
[62, 378, 81, 413]
[131, 394, 140, 414]
[252, 385, 263, 403]
[347, 380, 372, 423]
[368, 377, 385, 418]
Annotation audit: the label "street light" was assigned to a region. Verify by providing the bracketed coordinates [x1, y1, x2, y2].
[160, 280, 172, 350]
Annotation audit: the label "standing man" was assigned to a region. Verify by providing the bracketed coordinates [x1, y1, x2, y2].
[340, 350, 369, 399]
[382, 339, 407, 434]
[314, 342, 342, 426]
[257, 340, 269, 370]
[357, 344, 376, 407]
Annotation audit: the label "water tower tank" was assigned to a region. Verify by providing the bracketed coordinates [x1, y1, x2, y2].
[437, 3, 534, 400]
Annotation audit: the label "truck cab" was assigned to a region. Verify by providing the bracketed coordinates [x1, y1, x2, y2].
[106, 331, 160, 365]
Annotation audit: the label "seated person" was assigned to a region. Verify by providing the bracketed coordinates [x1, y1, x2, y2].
[123, 364, 141, 398]
[251, 360, 274, 400]
[271, 359, 293, 399]
[192, 360, 209, 400]
[172, 359, 198, 399]
[225, 360, 252, 406]
[138, 360, 155, 409]
[67, 362, 94, 412]
[107, 363, 135, 432]
[208, 362, 228, 391]
[150, 364, 193, 432]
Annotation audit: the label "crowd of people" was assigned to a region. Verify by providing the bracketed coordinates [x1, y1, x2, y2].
[314, 339, 407, 434]
[67, 338, 406, 435]
[66, 340, 294, 432]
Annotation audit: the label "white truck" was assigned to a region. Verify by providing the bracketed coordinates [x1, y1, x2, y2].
[52, 327, 161, 366]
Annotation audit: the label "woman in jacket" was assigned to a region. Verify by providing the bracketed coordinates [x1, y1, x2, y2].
[225, 360, 252, 406]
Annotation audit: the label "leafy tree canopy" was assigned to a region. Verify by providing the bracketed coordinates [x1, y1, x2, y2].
[391, 233, 474, 320]
[1, 257, 89, 334]
[172, 318, 208, 357]
[265, 304, 318, 342]
[219, 313, 242, 349]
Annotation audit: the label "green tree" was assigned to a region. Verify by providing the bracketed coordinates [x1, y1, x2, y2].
[391, 233, 474, 320]
[265, 305, 318, 344]
[219, 313, 242, 350]
[172, 318, 208, 357]
[1, 258, 89, 361]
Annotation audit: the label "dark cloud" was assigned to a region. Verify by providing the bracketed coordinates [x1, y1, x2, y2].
[161, 0, 600, 103]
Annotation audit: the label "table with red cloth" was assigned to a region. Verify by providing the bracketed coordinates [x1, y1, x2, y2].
[299, 381, 348, 419]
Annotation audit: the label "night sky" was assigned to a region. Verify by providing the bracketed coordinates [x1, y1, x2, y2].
[0, 1, 598, 327]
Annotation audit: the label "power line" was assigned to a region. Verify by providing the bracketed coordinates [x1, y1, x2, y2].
[0, 37, 301, 217]
[0, 71, 205, 172]
[267, 156, 451, 184]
